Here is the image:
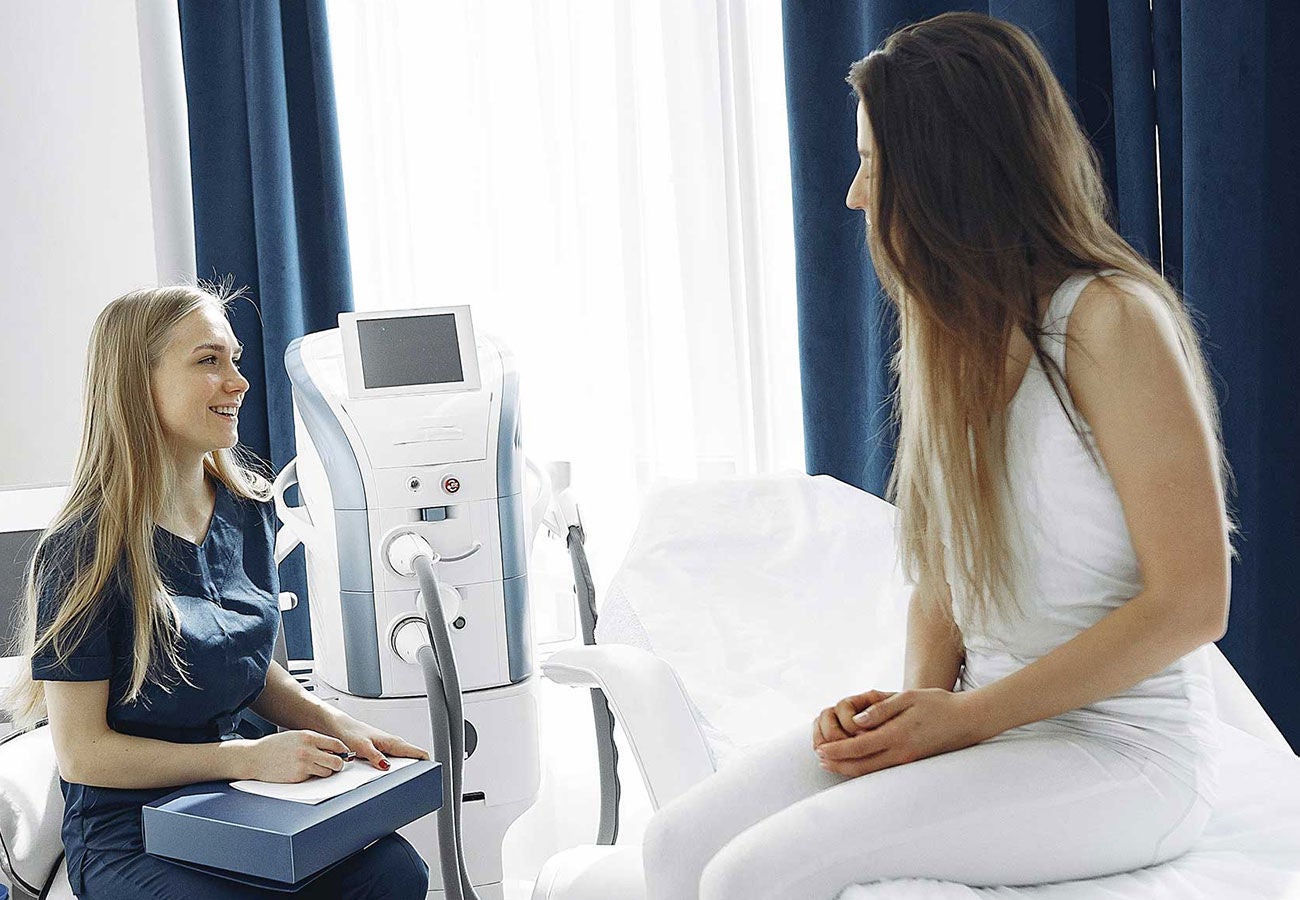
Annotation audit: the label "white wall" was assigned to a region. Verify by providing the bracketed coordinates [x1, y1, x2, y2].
[0, 1, 190, 490]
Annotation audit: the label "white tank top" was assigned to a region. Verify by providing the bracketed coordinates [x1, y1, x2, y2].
[952, 269, 1221, 805]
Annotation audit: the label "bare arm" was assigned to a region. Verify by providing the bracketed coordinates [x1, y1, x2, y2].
[43, 680, 259, 788]
[903, 575, 964, 692]
[966, 277, 1229, 740]
[249, 661, 347, 733]
[815, 573, 965, 749]
[250, 661, 428, 768]
[42, 663, 365, 788]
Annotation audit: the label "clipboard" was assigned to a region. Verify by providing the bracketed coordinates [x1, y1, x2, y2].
[142, 759, 441, 890]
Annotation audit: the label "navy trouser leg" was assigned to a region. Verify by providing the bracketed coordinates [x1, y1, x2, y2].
[77, 834, 428, 899]
[304, 833, 430, 899]
[78, 850, 272, 899]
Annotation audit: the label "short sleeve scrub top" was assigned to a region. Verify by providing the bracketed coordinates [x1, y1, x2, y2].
[30, 478, 280, 896]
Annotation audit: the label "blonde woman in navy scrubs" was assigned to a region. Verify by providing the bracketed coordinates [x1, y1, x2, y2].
[5, 286, 431, 898]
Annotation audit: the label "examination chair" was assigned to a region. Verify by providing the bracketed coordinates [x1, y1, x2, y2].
[533, 473, 1300, 900]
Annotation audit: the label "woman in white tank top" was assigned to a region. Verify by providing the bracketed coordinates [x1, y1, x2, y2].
[643, 12, 1233, 899]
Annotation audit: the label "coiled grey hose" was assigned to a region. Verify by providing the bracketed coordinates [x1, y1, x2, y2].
[413, 555, 479, 900]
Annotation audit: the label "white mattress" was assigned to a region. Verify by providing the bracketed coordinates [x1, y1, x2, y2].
[840, 722, 1300, 899]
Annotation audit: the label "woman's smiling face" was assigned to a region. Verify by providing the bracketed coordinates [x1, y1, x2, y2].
[150, 302, 249, 463]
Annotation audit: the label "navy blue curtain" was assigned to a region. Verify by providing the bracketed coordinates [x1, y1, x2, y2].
[179, 0, 355, 659]
[783, 1, 1300, 749]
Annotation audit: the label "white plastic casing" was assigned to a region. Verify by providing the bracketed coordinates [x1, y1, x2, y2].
[290, 329, 519, 699]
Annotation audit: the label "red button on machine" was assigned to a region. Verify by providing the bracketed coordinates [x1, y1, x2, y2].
[443, 476, 461, 494]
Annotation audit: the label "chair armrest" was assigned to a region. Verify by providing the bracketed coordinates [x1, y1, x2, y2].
[1207, 644, 1294, 754]
[541, 645, 716, 810]
[0, 726, 65, 897]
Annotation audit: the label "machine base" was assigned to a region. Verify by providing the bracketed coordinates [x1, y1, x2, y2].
[317, 675, 541, 896]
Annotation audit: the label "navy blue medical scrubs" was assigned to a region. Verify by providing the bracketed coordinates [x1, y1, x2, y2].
[31, 478, 429, 899]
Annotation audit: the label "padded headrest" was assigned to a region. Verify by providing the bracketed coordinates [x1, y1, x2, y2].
[597, 473, 913, 763]
[0, 726, 65, 895]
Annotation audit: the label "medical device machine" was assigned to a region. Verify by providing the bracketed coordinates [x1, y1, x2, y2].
[277, 305, 541, 900]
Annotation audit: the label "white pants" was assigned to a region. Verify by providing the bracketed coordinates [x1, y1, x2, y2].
[642, 720, 1212, 900]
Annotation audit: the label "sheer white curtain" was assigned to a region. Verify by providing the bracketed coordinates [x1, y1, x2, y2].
[328, 0, 803, 594]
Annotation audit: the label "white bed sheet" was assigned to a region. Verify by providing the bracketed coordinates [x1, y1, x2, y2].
[841, 723, 1300, 899]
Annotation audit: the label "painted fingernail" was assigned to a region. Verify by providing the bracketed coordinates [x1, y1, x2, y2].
[379, 759, 390, 770]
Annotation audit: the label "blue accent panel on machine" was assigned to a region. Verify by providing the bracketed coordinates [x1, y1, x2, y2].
[496, 346, 523, 498]
[335, 510, 375, 594]
[503, 574, 533, 682]
[286, 338, 382, 697]
[496, 342, 531, 682]
[339, 591, 384, 697]
[285, 339, 368, 511]
[498, 493, 526, 580]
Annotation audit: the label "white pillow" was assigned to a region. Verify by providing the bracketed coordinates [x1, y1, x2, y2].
[0, 725, 65, 895]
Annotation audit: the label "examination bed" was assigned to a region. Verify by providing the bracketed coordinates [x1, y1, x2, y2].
[533, 473, 1300, 900]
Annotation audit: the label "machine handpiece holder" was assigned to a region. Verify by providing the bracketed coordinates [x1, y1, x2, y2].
[386, 533, 480, 900]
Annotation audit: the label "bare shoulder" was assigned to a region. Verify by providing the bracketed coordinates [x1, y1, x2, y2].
[1064, 272, 1193, 424]
[1056, 274, 1228, 628]
[1067, 272, 1183, 367]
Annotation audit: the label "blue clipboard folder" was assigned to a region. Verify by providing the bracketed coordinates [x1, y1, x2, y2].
[142, 760, 441, 892]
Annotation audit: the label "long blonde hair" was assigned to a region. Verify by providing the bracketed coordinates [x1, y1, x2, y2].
[5, 285, 270, 730]
[846, 13, 1236, 639]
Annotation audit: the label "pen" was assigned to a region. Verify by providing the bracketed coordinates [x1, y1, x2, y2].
[331, 750, 357, 761]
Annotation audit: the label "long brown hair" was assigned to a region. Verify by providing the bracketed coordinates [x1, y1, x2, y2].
[5, 285, 270, 730]
[846, 12, 1236, 639]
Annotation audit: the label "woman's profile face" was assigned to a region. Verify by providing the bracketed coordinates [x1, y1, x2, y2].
[150, 303, 249, 461]
[845, 101, 876, 224]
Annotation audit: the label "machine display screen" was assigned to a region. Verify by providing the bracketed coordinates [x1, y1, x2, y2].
[357, 314, 465, 389]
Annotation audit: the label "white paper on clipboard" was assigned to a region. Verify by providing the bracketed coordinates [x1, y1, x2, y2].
[229, 757, 420, 805]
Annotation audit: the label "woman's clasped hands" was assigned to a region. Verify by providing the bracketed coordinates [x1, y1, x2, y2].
[811, 687, 985, 777]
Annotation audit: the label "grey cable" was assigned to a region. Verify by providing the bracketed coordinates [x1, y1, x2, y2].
[413, 554, 479, 900]
[567, 524, 621, 845]
[415, 644, 466, 900]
